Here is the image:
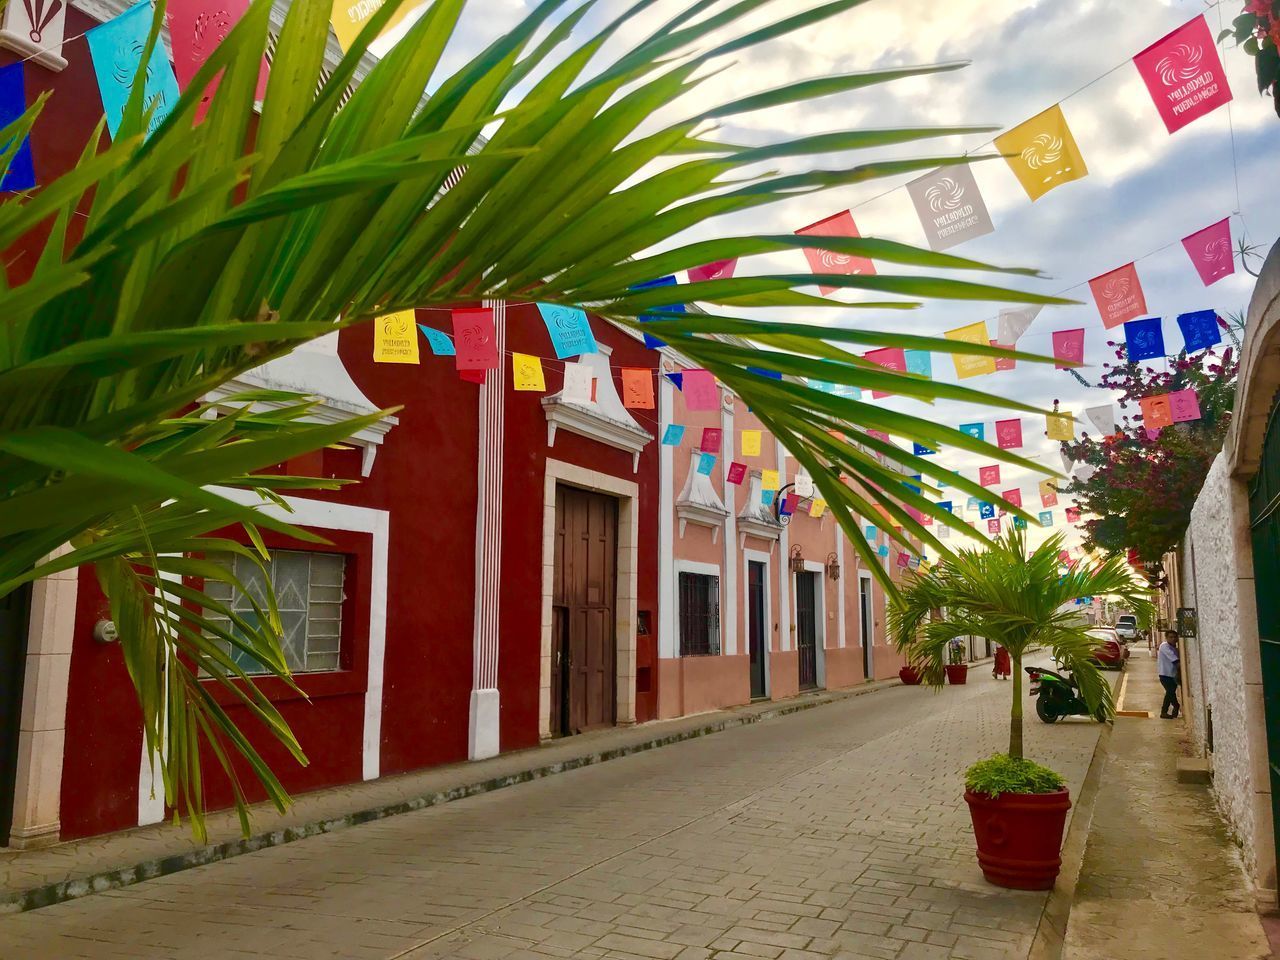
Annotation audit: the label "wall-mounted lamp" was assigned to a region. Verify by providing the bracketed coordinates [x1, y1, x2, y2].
[825, 552, 840, 581]
[789, 544, 804, 574]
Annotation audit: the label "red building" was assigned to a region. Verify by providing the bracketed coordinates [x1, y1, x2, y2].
[0, 1, 909, 848]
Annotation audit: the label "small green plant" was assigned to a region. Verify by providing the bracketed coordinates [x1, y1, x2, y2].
[948, 639, 966, 666]
[965, 755, 1065, 798]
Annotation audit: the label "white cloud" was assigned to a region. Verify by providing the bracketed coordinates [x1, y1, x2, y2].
[390, 0, 1279, 547]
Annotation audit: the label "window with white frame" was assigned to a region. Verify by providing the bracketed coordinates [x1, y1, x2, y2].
[204, 550, 346, 674]
[678, 571, 721, 656]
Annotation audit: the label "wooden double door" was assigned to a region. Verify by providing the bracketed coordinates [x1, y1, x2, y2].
[552, 486, 618, 736]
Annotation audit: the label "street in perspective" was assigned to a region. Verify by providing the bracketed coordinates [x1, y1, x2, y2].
[1, 1, 1279, 958]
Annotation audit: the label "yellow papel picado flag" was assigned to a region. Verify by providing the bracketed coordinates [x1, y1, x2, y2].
[995, 104, 1088, 201]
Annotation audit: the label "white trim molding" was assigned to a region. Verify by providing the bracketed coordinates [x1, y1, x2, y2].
[798, 560, 827, 688]
[539, 460, 640, 740]
[214, 487, 390, 782]
[721, 398, 738, 657]
[743, 548, 773, 698]
[206, 332, 397, 478]
[658, 366, 677, 661]
[543, 348, 651, 473]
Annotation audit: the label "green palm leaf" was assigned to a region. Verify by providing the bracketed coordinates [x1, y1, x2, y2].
[888, 529, 1154, 763]
[1, 0, 1086, 835]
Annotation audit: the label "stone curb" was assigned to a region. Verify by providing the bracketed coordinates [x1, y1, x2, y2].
[1028, 705, 1118, 960]
[2, 678, 901, 915]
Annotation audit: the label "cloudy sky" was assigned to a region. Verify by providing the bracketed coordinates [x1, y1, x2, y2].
[384, 0, 1278, 548]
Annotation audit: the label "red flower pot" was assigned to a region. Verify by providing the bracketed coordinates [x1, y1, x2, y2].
[944, 663, 969, 685]
[899, 665, 922, 685]
[964, 788, 1072, 890]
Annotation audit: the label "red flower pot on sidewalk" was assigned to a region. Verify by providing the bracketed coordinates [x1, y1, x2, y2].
[944, 663, 969, 685]
[964, 788, 1072, 890]
[899, 665, 922, 685]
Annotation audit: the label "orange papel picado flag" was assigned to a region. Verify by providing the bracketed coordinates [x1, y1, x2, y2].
[995, 104, 1088, 202]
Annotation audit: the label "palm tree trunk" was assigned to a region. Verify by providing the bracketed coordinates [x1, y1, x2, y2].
[1010, 651, 1024, 759]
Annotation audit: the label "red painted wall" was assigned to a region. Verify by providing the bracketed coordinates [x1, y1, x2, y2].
[338, 319, 481, 774]
[496, 306, 661, 746]
[21, 10, 154, 841]
[1, 10, 106, 285]
[29, 13, 654, 837]
[60, 568, 142, 840]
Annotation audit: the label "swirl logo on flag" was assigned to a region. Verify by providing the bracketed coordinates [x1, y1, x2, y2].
[1155, 43, 1203, 86]
[1134, 15, 1232, 134]
[191, 10, 236, 59]
[383, 314, 411, 338]
[1020, 134, 1063, 169]
[459, 322, 489, 348]
[111, 37, 151, 88]
[1101, 276, 1130, 302]
[818, 249, 853, 268]
[925, 177, 965, 212]
[1202, 236, 1231, 265]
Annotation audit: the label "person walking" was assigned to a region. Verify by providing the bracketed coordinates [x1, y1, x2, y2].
[993, 644, 1011, 680]
[1157, 630, 1181, 719]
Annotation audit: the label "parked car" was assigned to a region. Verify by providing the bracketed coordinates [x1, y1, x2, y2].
[1114, 614, 1139, 642]
[1087, 628, 1129, 669]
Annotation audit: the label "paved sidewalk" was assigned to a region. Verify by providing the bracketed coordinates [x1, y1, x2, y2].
[1, 680, 902, 913]
[0, 661, 1101, 960]
[1062, 655, 1272, 960]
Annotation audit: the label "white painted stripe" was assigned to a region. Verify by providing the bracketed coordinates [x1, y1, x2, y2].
[721, 398, 737, 657]
[776, 440, 790, 652]
[658, 372, 676, 661]
[836, 522, 847, 649]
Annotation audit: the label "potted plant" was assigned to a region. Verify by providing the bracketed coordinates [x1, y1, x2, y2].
[898, 664, 922, 685]
[888, 529, 1151, 889]
[944, 639, 969, 685]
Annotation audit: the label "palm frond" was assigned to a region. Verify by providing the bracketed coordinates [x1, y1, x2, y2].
[2, 0, 1083, 833]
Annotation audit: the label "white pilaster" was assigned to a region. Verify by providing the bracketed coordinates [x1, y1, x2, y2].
[776, 441, 791, 652]
[469, 300, 506, 761]
[9, 558, 78, 849]
[657, 367, 677, 660]
[836, 522, 847, 648]
[721, 394, 738, 656]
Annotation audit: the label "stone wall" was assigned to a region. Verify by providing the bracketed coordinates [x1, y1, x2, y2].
[1181, 454, 1257, 874]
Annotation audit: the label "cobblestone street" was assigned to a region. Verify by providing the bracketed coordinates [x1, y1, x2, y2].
[0, 666, 1104, 960]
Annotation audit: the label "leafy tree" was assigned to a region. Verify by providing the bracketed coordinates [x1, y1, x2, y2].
[889, 529, 1151, 763]
[1060, 340, 1238, 564]
[1220, 1, 1280, 118]
[0, 0, 1068, 835]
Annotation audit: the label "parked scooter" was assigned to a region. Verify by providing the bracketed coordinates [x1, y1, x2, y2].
[1026, 666, 1107, 723]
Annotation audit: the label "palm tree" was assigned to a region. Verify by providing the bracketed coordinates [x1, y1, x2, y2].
[888, 529, 1152, 761]
[0, 0, 1074, 835]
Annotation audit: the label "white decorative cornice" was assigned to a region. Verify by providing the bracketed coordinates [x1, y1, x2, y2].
[205, 331, 396, 477]
[542, 346, 651, 472]
[736, 470, 781, 550]
[676, 448, 727, 543]
[1, 0, 69, 71]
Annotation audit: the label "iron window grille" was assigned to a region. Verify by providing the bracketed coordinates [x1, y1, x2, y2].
[205, 549, 346, 675]
[679, 572, 721, 657]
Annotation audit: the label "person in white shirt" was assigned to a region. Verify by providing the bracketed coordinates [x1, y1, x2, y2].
[1157, 631, 1181, 720]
